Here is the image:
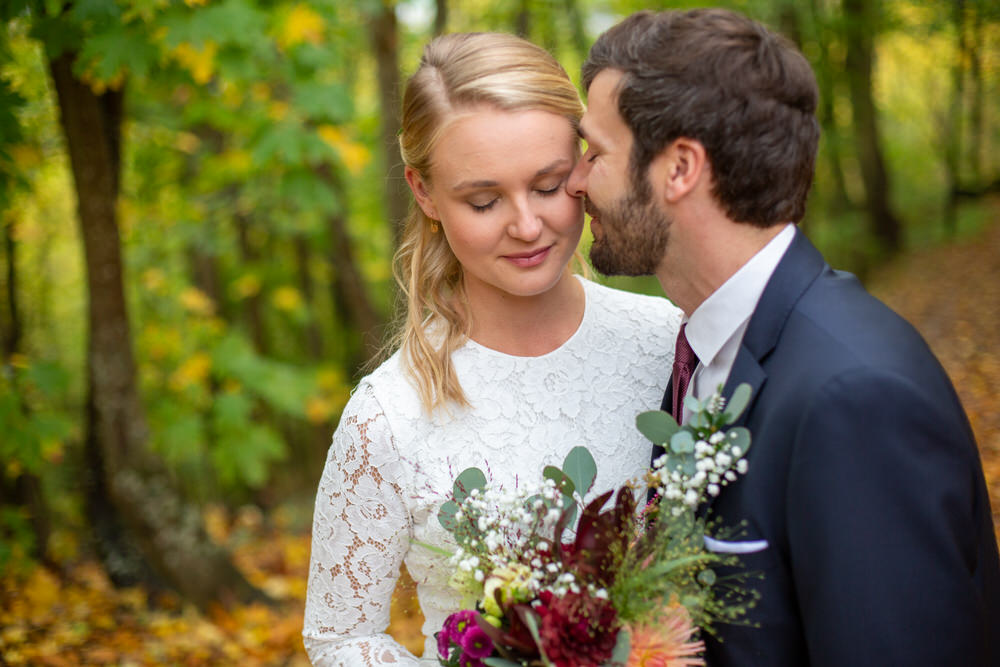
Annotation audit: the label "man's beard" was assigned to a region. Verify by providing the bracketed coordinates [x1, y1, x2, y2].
[587, 183, 670, 276]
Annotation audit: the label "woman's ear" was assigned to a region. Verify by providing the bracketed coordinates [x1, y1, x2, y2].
[653, 137, 708, 204]
[405, 166, 440, 221]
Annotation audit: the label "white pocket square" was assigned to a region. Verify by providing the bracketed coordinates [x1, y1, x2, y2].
[704, 536, 769, 554]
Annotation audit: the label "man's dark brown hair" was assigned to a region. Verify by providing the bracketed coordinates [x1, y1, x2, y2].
[583, 9, 820, 226]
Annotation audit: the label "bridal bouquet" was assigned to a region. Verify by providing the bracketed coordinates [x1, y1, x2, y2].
[430, 384, 757, 667]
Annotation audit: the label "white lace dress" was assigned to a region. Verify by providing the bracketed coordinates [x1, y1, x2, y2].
[302, 277, 682, 666]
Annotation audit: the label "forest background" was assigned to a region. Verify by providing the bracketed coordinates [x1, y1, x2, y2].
[1, 0, 998, 663]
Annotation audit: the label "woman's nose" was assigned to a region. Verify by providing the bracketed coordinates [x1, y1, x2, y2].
[508, 202, 543, 241]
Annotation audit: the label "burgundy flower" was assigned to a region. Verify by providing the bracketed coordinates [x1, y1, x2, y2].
[535, 589, 620, 667]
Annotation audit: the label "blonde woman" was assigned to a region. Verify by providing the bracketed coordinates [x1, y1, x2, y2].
[303, 32, 682, 666]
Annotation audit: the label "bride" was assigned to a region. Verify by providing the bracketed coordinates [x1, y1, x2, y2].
[302, 32, 682, 666]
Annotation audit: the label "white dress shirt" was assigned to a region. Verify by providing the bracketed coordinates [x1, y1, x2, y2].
[680, 224, 796, 423]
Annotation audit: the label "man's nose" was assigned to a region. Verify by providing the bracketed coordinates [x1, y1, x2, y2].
[566, 159, 590, 199]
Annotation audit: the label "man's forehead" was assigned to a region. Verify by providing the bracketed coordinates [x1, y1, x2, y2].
[580, 69, 627, 142]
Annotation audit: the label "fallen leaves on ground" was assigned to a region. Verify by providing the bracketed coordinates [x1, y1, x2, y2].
[870, 208, 1000, 539]
[3, 214, 998, 663]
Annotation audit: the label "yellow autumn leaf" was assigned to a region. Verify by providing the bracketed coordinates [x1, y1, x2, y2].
[41, 439, 63, 464]
[278, 4, 326, 49]
[172, 41, 218, 85]
[142, 268, 166, 292]
[317, 367, 345, 391]
[219, 148, 253, 176]
[305, 396, 335, 424]
[175, 131, 200, 154]
[317, 124, 371, 175]
[180, 287, 215, 315]
[169, 352, 212, 391]
[10, 144, 42, 169]
[268, 100, 290, 121]
[272, 285, 303, 311]
[231, 273, 261, 299]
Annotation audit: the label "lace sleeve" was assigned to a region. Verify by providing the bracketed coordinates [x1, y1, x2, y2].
[303, 383, 418, 666]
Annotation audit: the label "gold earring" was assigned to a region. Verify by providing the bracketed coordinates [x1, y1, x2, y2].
[430, 220, 439, 233]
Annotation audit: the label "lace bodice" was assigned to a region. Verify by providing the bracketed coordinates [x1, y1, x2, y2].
[303, 278, 682, 666]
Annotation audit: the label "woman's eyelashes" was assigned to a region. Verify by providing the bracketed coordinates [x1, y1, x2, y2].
[466, 181, 564, 213]
[470, 198, 498, 212]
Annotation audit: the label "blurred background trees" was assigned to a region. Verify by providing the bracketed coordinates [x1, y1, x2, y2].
[0, 0, 998, 622]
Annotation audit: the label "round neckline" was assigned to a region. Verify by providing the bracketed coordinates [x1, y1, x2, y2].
[461, 275, 592, 361]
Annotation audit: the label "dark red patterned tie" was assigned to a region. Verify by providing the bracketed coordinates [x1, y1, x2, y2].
[671, 323, 699, 424]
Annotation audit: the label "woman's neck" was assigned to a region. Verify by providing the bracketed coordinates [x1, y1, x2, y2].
[463, 272, 586, 357]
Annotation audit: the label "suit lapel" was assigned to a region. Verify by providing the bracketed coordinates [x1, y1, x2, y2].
[702, 229, 828, 512]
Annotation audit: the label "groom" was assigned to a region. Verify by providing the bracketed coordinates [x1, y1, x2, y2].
[567, 8, 1000, 666]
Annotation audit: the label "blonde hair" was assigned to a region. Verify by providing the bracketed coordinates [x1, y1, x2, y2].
[392, 32, 585, 414]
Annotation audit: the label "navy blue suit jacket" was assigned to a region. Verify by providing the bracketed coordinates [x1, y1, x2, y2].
[659, 230, 1000, 666]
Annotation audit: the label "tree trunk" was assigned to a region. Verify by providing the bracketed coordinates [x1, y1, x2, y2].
[367, 1, 408, 249]
[514, 0, 531, 38]
[434, 0, 448, 36]
[48, 51, 266, 609]
[293, 235, 324, 360]
[1, 216, 53, 568]
[843, 0, 903, 256]
[2, 217, 21, 359]
[563, 0, 589, 61]
[943, 0, 967, 236]
[807, 0, 853, 214]
[315, 164, 384, 372]
[234, 212, 269, 354]
[966, 2, 983, 185]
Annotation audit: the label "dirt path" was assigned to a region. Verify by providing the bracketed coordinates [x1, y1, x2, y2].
[869, 211, 1000, 535]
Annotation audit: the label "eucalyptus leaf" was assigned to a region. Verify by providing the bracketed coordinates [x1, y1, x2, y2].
[453, 467, 487, 503]
[665, 453, 686, 474]
[483, 659, 522, 667]
[698, 568, 717, 586]
[728, 426, 752, 456]
[562, 446, 597, 495]
[438, 500, 459, 531]
[609, 628, 631, 666]
[636, 410, 679, 445]
[683, 394, 703, 414]
[519, 610, 551, 666]
[681, 459, 697, 477]
[670, 430, 695, 454]
[724, 383, 753, 423]
[688, 409, 708, 429]
[543, 465, 575, 497]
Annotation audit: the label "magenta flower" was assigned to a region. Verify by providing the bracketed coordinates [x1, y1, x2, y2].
[458, 622, 494, 659]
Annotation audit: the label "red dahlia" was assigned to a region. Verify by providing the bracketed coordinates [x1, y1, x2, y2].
[535, 589, 620, 667]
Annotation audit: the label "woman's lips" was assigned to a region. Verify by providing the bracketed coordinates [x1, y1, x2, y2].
[503, 245, 553, 268]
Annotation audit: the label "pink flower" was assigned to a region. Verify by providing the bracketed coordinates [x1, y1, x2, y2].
[626, 604, 705, 667]
[437, 609, 494, 664]
[459, 623, 494, 659]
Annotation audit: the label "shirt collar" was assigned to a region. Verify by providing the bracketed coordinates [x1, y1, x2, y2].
[685, 224, 796, 366]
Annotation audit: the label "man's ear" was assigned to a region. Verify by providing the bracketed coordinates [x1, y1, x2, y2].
[404, 166, 440, 220]
[653, 137, 708, 204]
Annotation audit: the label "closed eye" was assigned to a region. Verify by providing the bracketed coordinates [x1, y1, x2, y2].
[470, 199, 498, 212]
